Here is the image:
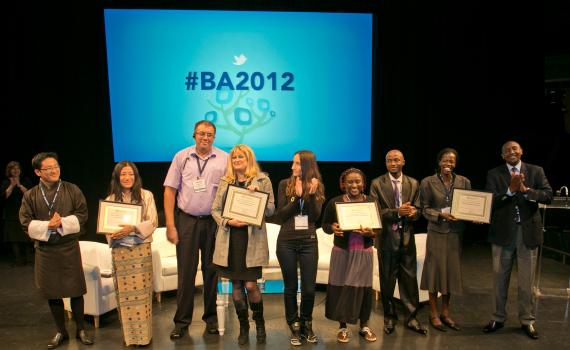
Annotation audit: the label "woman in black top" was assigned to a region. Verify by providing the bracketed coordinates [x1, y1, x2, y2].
[275, 150, 325, 346]
[321, 168, 377, 343]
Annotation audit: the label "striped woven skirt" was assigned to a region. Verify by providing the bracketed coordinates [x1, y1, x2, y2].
[325, 234, 374, 324]
[112, 242, 153, 346]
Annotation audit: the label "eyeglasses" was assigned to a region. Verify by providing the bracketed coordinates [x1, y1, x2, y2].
[196, 132, 214, 138]
[40, 166, 60, 172]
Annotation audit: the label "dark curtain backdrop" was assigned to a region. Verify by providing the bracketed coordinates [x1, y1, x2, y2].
[1, 1, 568, 243]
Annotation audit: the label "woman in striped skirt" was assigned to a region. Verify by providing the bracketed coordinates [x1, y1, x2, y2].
[105, 161, 158, 346]
[321, 168, 377, 343]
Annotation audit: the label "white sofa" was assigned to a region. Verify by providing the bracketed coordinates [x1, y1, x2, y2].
[266, 224, 428, 303]
[216, 223, 334, 335]
[64, 240, 117, 328]
[151, 227, 203, 302]
[263, 223, 334, 283]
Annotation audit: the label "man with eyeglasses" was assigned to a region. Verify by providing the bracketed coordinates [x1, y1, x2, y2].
[164, 120, 228, 339]
[19, 152, 93, 349]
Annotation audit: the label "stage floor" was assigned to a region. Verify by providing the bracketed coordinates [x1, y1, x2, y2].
[1, 242, 569, 350]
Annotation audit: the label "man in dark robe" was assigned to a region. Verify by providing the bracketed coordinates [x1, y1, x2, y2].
[20, 152, 94, 349]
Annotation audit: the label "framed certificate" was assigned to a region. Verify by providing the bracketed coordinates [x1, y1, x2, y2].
[97, 200, 142, 234]
[335, 201, 382, 231]
[222, 185, 269, 226]
[451, 189, 493, 223]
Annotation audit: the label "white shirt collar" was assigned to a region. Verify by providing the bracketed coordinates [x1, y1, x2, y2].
[389, 173, 402, 183]
[506, 161, 522, 173]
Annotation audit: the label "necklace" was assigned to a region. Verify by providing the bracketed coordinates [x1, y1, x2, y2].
[344, 193, 365, 202]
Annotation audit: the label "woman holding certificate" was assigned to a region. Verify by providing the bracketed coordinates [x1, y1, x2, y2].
[274, 150, 325, 346]
[321, 168, 377, 343]
[104, 161, 158, 346]
[211, 144, 275, 345]
[419, 148, 471, 332]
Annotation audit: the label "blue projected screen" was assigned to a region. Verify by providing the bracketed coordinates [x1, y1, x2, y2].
[104, 9, 373, 162]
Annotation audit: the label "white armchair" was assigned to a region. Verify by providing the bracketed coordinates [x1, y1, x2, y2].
[151, 227, 203, 302]
[64, 240, 117, 328]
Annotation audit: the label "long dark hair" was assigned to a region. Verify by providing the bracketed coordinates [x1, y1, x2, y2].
[286, 150, 325, 201]
[107, 161, 143, 204]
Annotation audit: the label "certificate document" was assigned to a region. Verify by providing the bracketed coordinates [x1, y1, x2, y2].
[335, 201, 382, 231]
[222, 185, 269, 226]
[451, 189, 493, 223]
[97, 200, 142, 234]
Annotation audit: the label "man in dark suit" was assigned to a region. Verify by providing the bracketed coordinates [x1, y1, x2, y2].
[369, 149, 427, 335]
[483, 141, 552, 340]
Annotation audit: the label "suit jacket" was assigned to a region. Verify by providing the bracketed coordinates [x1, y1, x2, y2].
[420, 173, 471, 234]
[485, 162, 552, 248]
[369, 173, 421, 251]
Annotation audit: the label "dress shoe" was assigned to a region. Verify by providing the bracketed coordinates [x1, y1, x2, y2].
[406, 318, 428, 335]
[521, 324, 539, 339]
[429, 316, 446, 332]
[440, 315, 461, 331]
[383, 318, 396, 334]
[482, 320, 504, 333]
[170, 325, 188, 339]
[76, 330, 94, 345]
[47, 332, 69, 349]
[206, 321, 219, 334]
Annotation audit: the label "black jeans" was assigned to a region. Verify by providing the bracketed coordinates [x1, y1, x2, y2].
[276, 239, 318, 324]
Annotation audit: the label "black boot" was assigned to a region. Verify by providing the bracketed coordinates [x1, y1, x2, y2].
[250, 301, 266, 344]
[233, 299, 250, 345]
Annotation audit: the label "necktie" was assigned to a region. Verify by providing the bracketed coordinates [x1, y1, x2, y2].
[392, 179, 400, 208]
[511, 167, 521, 223]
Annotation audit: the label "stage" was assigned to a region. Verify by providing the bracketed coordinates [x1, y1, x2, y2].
[1, 241, 569, 349]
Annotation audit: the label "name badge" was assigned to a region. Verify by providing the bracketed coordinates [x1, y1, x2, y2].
[193, 178, 207, 192]
[441, 207, 451, 214]
[294, 215, 309, 230]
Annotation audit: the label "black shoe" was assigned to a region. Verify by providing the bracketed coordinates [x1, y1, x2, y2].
[76, 330, 94, 345]
[440, 315, 461, 331]
[206, 321, 219, 335]
[406, 318, 428, 335]
[170, 325, 188, 339]
[521, 324, 539, 339]
[47, 332, 69, 349]
[301, 320, 318, 343]
[383, 318, 396, 335]
[429, 316, 446, 332]
[482, 320, 504, 333]
[289, 321, 302, 346]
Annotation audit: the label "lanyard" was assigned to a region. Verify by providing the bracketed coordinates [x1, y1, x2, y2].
[194, 155, 210, 178]
[299, 198, 305, 215]
[437, 173, 455, 205]
[39, 179, 62, 216]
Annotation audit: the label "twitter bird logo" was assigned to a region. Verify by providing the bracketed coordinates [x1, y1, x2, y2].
[233, 54, 247, 66]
